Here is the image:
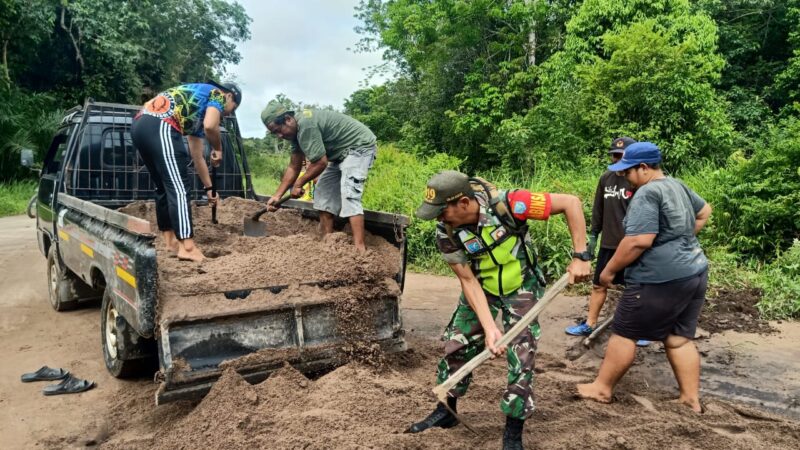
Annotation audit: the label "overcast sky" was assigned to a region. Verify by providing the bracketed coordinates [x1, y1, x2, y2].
[228, 0, 389, 138]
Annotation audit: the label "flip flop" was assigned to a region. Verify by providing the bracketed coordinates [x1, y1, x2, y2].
[20, 366, 70, 383]
[42, 375, 95, 396]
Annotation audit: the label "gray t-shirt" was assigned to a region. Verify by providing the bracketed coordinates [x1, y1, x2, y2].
[623, 177, 708, 284]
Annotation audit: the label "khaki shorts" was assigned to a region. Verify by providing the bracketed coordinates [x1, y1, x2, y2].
[313, 145, 376, 218]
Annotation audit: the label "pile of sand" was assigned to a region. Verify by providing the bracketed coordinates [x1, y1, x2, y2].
[96, 337, 800, 450]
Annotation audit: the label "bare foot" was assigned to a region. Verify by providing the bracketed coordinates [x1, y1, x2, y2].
[673, 396, 704, 414]
[576, 382, 613, 404]
[177, 240, 205, 262]
[162, 231, 179, 253]
[355, 244, 367, 253]
[164, 240, 179, 253]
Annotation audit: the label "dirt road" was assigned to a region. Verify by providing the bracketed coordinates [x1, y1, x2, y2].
[1, 214, 799, 449]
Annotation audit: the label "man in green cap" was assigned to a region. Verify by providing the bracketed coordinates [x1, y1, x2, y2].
[408, 170, 592, 450]
[260, 101, 377, 252]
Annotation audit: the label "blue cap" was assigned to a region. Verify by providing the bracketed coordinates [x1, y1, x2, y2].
[608, 142, 662, 171]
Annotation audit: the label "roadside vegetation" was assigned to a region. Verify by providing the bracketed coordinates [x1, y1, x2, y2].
[0, 0, 797, 317]
[0, 180, 36, 217]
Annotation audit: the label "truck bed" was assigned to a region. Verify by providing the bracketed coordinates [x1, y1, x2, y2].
[119, 196, 408, 404]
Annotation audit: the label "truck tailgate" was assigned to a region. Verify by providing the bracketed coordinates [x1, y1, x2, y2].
[156, 295, 405, 404]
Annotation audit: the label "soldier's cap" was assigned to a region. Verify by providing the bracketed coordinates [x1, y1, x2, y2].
[222, 82, 242, 106]
[415, 170, 473, 221]
[608, 142, 662, 171]
[261, 100, 293, 126]
[609, 136, 636, 154]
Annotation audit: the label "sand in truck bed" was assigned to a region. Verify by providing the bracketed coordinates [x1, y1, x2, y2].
[119, 197, 402, 324]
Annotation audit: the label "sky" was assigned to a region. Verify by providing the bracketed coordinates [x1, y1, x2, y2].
[227, 0, 389, 138]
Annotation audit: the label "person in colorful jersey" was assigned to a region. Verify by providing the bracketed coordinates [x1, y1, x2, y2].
[131, 82, 242, 262]
[407, 170, 592, 450]
[565, 137, 650, 347]
[577, 142, 712, 413]
[260, 101, 376, 252]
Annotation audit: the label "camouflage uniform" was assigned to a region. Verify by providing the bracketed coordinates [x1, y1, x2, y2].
[434, 190, 550, 420]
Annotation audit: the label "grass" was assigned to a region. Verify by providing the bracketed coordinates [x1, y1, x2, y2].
[248, 152, 290, 195]
[0, 180, 37, 217]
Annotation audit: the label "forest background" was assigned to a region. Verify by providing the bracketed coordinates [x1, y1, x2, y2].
[0, 0, 797, 317]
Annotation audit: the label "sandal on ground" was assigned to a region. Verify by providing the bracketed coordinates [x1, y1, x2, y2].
[20, 366, 69, 383]
[42, 375, 95, 395]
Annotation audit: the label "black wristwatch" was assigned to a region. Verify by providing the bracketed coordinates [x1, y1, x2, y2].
[572, 250, 593, 261]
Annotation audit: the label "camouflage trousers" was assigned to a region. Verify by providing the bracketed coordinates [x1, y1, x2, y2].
[435, 276, 544, 420]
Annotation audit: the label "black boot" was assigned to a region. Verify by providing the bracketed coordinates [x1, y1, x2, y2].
[405, 397, 459, 433]
[502, 416, 525, 450]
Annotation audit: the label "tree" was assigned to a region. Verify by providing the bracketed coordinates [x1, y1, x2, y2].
[355, 0, 579, 170]
[512, 0, 735, 171]
[0, 0, 55, 87]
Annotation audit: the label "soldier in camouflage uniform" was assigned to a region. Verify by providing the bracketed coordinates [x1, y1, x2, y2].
[407, 170, 592, 450]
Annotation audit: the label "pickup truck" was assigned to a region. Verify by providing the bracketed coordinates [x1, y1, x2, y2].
[27, 100, 409, 403]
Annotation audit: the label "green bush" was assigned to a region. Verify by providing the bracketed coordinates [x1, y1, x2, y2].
[0, 180, 37, 217]
[756, 239, 800, 319]
[362, 145, 461, 273]
[703, 117, 800, 258]
[248, 152, 290, 195]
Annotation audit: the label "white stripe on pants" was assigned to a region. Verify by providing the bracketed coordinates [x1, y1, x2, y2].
[160, 121, 191, 239]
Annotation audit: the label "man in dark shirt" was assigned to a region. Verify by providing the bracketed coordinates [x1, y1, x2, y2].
[566, 137, 648, 345]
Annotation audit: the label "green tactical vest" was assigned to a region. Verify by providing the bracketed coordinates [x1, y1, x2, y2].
[446, 179, 543, 297]
[452, 220, 532, 297]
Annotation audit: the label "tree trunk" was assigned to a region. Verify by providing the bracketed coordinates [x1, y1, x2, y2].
[525, 0, 537, 67]
[60, 6, 85, 72]
[2, 39, 9, 86]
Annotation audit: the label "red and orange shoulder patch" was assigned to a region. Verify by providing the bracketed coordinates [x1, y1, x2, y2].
[507, 190, 551, 221]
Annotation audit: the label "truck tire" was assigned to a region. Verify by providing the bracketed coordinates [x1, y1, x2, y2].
[101, 288, 151, 378]
[46, 247, 79, 311]
[27, 194, 37, 219]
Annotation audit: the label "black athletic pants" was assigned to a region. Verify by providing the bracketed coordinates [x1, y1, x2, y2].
[131, 114, 194, 239]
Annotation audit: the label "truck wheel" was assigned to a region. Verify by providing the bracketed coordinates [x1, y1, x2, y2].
[47, 248, 79, 311]
[101, 289, 149, 378]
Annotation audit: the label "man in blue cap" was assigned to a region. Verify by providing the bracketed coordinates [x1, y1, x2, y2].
[576, 142, 712, 413]
[566, 137, 649, 347]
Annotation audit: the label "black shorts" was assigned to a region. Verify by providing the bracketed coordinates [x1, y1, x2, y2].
[593, 247, 625, 287]
[611, 269, 708, 341]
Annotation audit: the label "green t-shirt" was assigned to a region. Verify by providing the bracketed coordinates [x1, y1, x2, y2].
[292, 109, 376, 162]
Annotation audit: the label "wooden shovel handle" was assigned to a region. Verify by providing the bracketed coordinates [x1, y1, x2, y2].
[432, 273, 570, 400]
[252, 193, 292, 221]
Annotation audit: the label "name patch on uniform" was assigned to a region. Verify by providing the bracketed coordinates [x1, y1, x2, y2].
[463, 238, 484, 254]
[490, 226, 507, 242]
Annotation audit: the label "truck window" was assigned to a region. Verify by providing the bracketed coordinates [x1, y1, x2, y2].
[43, 133, 69, 175]
[102, 129, 140, 168]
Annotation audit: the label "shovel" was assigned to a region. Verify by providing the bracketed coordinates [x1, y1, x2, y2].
[430, 273, 570, 434]
[243, 193, 292, 237]
[211, 166, 218, 224]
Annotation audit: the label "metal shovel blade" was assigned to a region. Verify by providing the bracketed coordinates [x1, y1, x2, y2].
[243, 210, 269, 237]
[243, 193, 291, 237]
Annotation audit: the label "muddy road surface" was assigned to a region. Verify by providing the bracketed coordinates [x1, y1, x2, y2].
[1, 214, 798, 449]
